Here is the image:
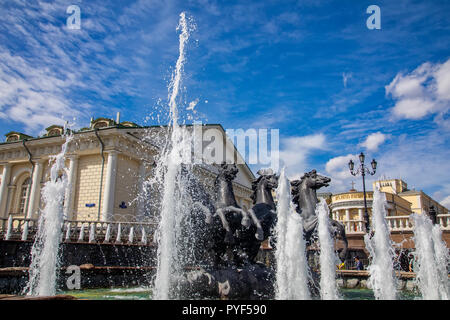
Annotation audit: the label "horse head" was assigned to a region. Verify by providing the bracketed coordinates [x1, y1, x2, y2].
[291, 169, 331, 217]
[218, 162, 239, 182]
[251, 168, 278, 205]
[301, 169, 331, 190]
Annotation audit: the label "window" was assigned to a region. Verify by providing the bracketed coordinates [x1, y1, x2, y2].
[19, 177, 31, 215]
[6, 135, 18, 142]
[48, 128, 61, 136]
[93, 121, 108, 129]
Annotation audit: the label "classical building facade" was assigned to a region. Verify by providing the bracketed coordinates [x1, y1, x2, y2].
[0, 117, 255, 224]
[376, 178, 448, 216]
[323, 178, 449, 234]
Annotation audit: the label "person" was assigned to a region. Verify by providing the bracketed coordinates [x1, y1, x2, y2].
[354, 256, 364, 270]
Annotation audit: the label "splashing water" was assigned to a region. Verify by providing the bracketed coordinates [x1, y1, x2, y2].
[153, 12, 194, 300]
[364, 187, 396, 300]
[316, 199, 340, 300]
[24, 133, 73, 296]
[431, 223, 450, 299]
[411, 213, 449, 300]
[274, 168, 310, 300]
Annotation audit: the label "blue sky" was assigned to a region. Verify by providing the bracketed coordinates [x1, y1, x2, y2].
[1, 0, 449, 207]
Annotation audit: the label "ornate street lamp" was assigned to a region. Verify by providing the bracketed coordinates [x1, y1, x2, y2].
[348, 152, 377, 233]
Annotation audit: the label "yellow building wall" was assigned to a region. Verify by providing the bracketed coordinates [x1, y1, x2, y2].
[374, 179, 407, 194]
[74, 154, 108, 221]
[419, 193, 448, 215]
[385, 193, 413, 215]
[399, 194, 421, 214]
[113, 154, 140, 221]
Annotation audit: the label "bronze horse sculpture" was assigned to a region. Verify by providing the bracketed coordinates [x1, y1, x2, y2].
[213, 162, 260, 245]
[179, 163, 277, 298]
[291, 169, 348, 261]
[181, 165, 347, 298]
[235, 168, 279, 264]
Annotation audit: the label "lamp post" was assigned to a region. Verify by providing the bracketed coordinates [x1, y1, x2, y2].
[348, 152, 377, 233]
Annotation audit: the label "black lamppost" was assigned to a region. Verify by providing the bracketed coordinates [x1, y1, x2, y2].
[348, 152, 377, 233]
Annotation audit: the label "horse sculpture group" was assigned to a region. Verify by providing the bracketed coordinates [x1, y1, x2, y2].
[180, 162, 348, 298]
[195, 162, 348, 267]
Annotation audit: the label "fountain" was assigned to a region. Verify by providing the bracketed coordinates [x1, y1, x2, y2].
[274, 168, 310, 300]
[24, 132, 73, 296]
[431, 221, 450, 299]
[317, 199, 340, 300]
[10, 10, 448, 301]
[152, 11, 195, 300]
[364, 187, 397, 300]
[411, 213, 449, 300]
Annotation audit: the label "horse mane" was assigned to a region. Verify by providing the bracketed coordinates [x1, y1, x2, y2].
[251, 175, 263, 204]
[291, 172, 311, 213]
[290, 179, 302, 213]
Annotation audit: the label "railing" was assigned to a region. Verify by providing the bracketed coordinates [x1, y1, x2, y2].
[437, 214, 450, 229]
[386, 216, 414, 232]
[0, 216, 158, 245]
[1, 214, 449, 241]
[343, 220, 365, 234]
[342, 214, 450, 234]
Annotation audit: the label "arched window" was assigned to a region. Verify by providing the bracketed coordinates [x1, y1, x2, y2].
[93, 121, 108, 129]
[6, 135, 19, 142]
[48, 128, 61, 136]
[19, 177, 31, 215]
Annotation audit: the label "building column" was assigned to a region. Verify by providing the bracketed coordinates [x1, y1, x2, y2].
[64, 155, 78, 220]
[358, 208, 363, 231]
[102, 150, 118, 222]
[0, 163, 12, 218]
[26, 160, 44, 219]
[344, 209, 351, 232]
[6, 185, 16, 216]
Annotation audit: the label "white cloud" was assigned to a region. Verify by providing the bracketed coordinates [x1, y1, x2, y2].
[325, 153, 358, 191]
[359, 132, 387, 151]
[279, 133, 327, 179]
[342, 72, 352, 88]
[440, 195, 450, 209]
[0, 50, 82, 132]
[435, 59, 450, 101]
[0, 1, 180, 134]
[391, 98, 435, 119]
[326, 154, 355, 175]
[386, 59, 450, 121]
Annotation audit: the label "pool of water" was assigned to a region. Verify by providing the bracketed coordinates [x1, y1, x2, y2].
[62, 287, 420, 300]
[340, 288, 420, 300]
[62, 287, 153, 300]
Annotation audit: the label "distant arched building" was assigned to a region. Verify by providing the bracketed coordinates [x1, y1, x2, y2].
[317, 178, 450, 256]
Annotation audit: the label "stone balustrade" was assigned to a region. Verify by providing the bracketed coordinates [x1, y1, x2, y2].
[341, 214, 450, 234]
[0, 216, 158, 245]
[1, 214, 449, 242]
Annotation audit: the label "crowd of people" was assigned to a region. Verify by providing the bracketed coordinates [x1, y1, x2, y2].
[336, 250, 416, 272]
